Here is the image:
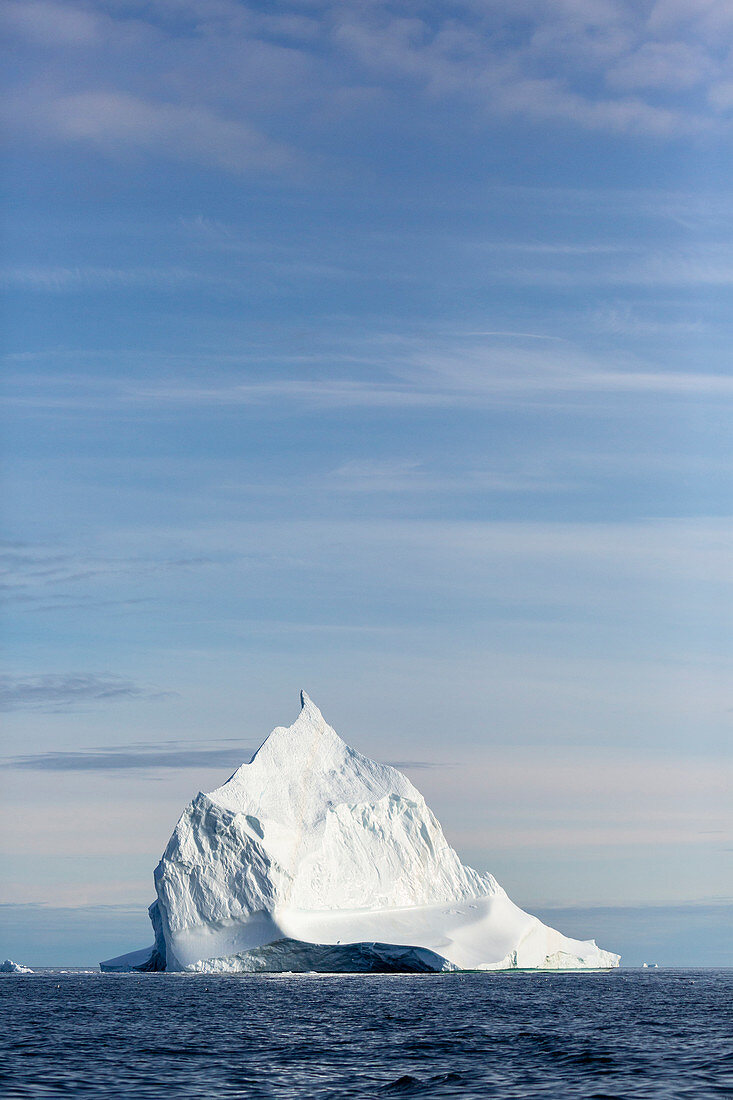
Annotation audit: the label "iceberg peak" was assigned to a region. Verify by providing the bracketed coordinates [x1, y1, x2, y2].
[294, 688, 328, 732]
[300, 688, 314, 710]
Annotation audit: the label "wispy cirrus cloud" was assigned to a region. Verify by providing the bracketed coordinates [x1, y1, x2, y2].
[96, 347, 733, 407]
[1, 743, 443, 772]
[0, 541, 218, 603]
[325, 459, 564, 495]
[5, 88, 294, 174]
[0, 265, 225, 293]
[3, 740, 247, 770]
[4, 343, 733, 417]
[0, 673, 170, 713]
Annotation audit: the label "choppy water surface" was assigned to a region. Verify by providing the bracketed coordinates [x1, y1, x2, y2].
[1, 969, 730, 1098]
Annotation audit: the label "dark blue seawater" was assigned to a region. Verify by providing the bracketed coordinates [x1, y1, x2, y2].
[0, 969, 730, 1098]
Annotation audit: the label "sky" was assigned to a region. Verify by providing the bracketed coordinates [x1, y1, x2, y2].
[1, 0, 732, 967]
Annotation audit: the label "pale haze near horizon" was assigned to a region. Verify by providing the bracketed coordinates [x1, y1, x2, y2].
[1, 0, 731, 967]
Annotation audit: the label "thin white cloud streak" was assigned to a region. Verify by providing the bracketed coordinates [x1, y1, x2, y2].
[4, 89, 293, 174]
[97, 362, 733, 405]
[8, 237, 733, 297]
[468, 244, 639, 254]
[0, 543, 217, 600]
[460, 331, 570, 339]
[411, 343, 733, 400]
[589, 306, 709, 337]
[0, 265, 225, 292]
[324, 460, 565, 495]
[4, 340, 733, 415]
[454, 245, 733, 290]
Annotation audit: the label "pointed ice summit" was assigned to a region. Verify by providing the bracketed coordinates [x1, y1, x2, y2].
[102, 693, 619, 972]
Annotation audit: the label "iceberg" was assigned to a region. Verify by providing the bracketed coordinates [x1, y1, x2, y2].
[1, 959, 33, 973]
[102, 692, 619, 973]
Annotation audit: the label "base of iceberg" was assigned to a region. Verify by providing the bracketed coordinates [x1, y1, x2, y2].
[102, 692, 620, 974]
[186, 939, 455, 974]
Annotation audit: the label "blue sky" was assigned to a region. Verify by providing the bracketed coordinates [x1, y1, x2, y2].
[1, 0, 732, 966]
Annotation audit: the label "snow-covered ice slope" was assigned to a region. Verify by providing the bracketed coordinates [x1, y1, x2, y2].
[102, 692, 619, 973]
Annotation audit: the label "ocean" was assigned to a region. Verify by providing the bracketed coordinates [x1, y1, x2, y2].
[1, 969, 730, 1098]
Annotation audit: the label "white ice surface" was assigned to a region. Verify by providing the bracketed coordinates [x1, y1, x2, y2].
[1, 959, 33, 973]
[110, 692, 620, 972]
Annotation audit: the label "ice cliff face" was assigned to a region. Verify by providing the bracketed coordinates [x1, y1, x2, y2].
[102, 692, 620, 973]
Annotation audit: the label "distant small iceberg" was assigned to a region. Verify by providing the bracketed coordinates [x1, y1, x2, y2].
[1, 959, 33, 973]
